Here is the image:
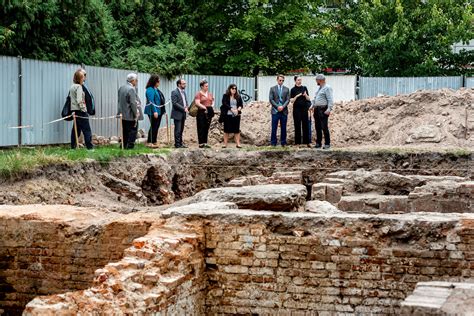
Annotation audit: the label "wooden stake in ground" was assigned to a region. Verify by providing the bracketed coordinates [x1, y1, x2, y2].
[166, 113, 170, 145]
[119, 114, 124, 150]
[72, 112, 79, 149]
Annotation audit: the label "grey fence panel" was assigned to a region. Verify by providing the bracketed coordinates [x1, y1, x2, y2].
[257, 75, 356, 102]
[0, 56, 20, 146]
[70, 68, 175, 142]
[21, 59, 81, 145]
[84, 65, 131, 138]
[182, 75, 255, 108]
[359, 76, 463, 99]
[466, 77, 474, 89]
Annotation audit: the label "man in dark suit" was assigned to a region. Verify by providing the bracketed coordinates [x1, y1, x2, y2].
[171, 79, 189, 148]
[269, 74, 290, 146]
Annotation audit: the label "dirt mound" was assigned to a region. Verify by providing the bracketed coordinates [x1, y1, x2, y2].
[333, 88, 473, 148]
[182, 88, 473, 148]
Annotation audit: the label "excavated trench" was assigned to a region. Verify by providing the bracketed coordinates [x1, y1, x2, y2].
[0, 149, 473, 315]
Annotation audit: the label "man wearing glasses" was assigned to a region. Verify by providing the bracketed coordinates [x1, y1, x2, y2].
[269, 74, 290, 146]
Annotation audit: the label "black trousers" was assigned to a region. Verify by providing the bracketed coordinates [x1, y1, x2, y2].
[174, 118, 186, 147]
[196, 107, 214, 145]
[293, 106, 310, 144]
[71, 111, 93, 149]
[147, 114, 163, 144]
[122, 119, 138, 149]
[314, 106, 330, 146]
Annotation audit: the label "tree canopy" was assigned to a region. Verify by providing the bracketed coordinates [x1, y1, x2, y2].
[1, 0, 472, 76]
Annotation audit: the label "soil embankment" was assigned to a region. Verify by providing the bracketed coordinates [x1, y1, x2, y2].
[182, 88, 473, 148]
[0, 149, 471, 211]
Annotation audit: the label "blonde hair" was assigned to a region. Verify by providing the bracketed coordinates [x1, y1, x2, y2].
[73, 69, 84, 84]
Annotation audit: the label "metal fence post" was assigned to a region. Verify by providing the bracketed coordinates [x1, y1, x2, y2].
[355, 74, 360, 100]
[18, 55, 22, 147]
[254, 76, 259, 101]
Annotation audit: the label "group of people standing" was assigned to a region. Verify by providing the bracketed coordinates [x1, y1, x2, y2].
[68, 70, 333, 150]
[270, 74, 333, 149]
[115, 74, 244, 149]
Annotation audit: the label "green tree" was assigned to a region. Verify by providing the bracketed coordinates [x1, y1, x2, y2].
[192, 0, 324, 76]
[0, 0, 121, 65]
[111, 32, 198, 79]
[321, 0, 474, 76]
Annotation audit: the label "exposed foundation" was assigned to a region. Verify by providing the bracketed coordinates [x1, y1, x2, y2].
[0, 206, 152, 315]
[0, 149, 472, 315]
[1, 207, 471, 315]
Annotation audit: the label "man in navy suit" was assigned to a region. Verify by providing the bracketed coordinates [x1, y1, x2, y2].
[171, 79, 189, 148]
[269, 75, 290, 146]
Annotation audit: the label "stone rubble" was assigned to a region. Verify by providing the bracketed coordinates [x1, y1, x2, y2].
[311, 170, 473, 214]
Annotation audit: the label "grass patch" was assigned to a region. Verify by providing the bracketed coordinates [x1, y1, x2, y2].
[0, 144, 171, 178]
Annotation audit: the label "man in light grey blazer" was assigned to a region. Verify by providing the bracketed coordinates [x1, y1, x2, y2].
[118, 73, 141, 149]
[171, 79, 189, 148]
[269, 74, 290, 146]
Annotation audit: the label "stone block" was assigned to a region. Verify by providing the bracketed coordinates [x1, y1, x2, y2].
[311, 183, 326, 200]
[193, 184, 307, 212]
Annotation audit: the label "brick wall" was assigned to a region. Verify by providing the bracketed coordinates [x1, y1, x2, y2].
[9, 207, 474, 315]
[0, 212, 150, 315]
[203, 212, 474, 314]
[23, 222, 207, 315]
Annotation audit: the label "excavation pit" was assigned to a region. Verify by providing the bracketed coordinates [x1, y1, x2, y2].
[0, 149, 472, 315]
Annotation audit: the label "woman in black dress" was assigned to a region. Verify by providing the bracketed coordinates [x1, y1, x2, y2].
[290, 76, 311, 146]
[221, 84, 243, 148]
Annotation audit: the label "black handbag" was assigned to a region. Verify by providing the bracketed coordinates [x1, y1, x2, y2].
[218, 111, 225, 123]
[84, 86, 95, 116]
[61, 95, 73, 121]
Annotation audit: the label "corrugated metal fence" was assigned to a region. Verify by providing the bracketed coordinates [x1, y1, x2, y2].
[183, 74, 255, 104]
[257, 76, 356, 102]
[467, 77, 474, 89]
[0, 56, 19, 146]
[0, 55, 472, 147]
[0, 57, 255, 147]
[358, 76, 464, 99]
[21, 59, 82, 145]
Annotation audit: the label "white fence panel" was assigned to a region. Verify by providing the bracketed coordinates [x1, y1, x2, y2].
[466, 77, 474, 89]
[359, 76, 463, 99]
[0, 56, 20, 146]
[257, 75, 356, 102]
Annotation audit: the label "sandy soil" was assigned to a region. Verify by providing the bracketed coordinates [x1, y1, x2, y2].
[178, 88, 473, 149]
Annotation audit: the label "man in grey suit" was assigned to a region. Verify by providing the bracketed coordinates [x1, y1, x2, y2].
[171, 79, 189, 148]
[269, 74, 290, 146]
[118, 73, 140, 149]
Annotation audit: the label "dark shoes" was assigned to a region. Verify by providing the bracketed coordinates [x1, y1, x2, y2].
[314, 144, 330, 149]
[175, 144, 188, 148]
[199, 144, 211, 148]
